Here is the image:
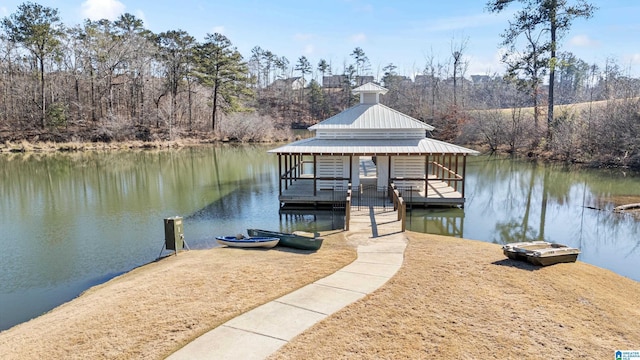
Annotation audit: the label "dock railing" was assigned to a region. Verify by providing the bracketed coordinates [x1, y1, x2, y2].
[389, 182, 406, 232]
[345, 184, 352, 231]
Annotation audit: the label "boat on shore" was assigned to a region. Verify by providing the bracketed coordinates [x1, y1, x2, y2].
[215, 235, 279, 249]
[502, 241, 580, 266]
[247, 229, 323, 250]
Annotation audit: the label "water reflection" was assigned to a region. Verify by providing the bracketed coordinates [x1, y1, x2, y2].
[406, 207, 465, 237]
[278, 209, 346, 232]
[0, 146, 288, 330]
[407, 156, 640, 282]
[1, 149, 639, 332]
[0, 145, 352, 331]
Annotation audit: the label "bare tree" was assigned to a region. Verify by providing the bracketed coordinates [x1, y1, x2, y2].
[502, 24, 547, 131]
[487, 0, 597, 143]
[350, 47, 370, 80]
[2, 2, 65, 128]
[295, 56, 311, 101]
[451, 37, 468, 108]
[157, 30, 195, 130]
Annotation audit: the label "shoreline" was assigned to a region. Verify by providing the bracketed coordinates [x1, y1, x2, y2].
[3, 138, 639, 172]
[1, 230, 638, 359]
[0, 138, 279, 154]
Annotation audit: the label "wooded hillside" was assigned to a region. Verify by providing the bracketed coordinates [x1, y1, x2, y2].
[2, 2, 639, 168]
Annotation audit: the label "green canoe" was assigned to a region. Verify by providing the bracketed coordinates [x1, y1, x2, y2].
[247, 229, 323, 250]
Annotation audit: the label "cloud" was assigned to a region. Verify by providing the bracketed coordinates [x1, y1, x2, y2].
[350, 33, 367, 43]
[211, 26, 225, 34]
[354, 4, 373, 13]
[569, 34, 599, 47]
[81, 0, 126, 21]
[303, 44, 315, 55]
[134, 10, 146, 25]
[294, 33, 313, 41]
[421, 11, 513, 33]
[344, 0, 373, 13]
[467, 49, 507, 76]
[630, 54, 640, 65]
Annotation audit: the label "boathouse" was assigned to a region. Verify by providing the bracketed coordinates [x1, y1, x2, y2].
[269, 82, 479, 208]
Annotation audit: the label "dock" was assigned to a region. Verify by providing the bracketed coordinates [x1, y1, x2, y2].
[278, 157, 465, 208]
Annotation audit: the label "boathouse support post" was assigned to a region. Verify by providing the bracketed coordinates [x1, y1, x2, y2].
[349, 155, 353, 185]
[462, 154, 467, 201]
[313, 155, 317, 196]
[427, 154, 432, 196]
[289, 155, 294, 186]
[446, 154, 451, 188]
[424, 155, 428, 192]
[284, 155, 289, 190]
[278, 155, 282, 196]
[345, 188, 351, 231]
[455, 155, 459, 192]
[387, 156, 392, 187]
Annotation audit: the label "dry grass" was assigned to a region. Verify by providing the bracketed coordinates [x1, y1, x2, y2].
[476, 98, 635, 117]
[270, 233, 640, 359]
[0, 139, 196, 153]
[2, 231, 639, 359]
[0, 232, 356, 360]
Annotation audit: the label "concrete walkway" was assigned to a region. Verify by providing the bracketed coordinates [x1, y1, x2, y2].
[167, 208, 406, 360]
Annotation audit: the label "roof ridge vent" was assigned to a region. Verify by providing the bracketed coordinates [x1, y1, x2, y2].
[352, 82, 388, 104]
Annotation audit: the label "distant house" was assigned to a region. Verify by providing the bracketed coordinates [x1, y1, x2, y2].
[414, 75, 435, 87]
[269, 82, 479, 208]
[322, 75, 347, 88]
[471, 75, 491, 84]
[270, 77, 305, 90]
[323, 74, 377, 88]
[355, 75, 375, 86]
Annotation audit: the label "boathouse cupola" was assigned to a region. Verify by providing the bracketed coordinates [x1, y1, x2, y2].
[354, 82, 388, 104]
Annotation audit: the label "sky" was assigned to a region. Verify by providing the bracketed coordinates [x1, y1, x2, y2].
[1, 0, 639, 79]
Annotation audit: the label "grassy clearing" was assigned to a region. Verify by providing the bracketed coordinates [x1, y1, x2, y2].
[270, 233, 640, 359]
[0, 232, 355, 360]
[2, 230, 639, 359]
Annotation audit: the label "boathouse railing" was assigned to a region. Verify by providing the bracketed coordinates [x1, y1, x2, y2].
[345, 184, 352, 231]
[389, 182, 406, 232]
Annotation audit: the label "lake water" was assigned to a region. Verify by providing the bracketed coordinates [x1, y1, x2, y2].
[407, 156, 640, 281]
[1, 146, 639, 331]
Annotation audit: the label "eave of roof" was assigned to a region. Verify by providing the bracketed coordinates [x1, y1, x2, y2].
[352, 82, 388, 94]
[268, 138, 480, 156]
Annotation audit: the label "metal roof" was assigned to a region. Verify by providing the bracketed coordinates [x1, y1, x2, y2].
[352, 82, 388, 94]
[274, 82, 476, 156]
[268, 138, 480, 155]
[308, 103, 435, 131]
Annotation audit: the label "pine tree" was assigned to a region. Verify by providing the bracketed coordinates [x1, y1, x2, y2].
[193, 33, 252, 131]
[2, 2, 65, 128]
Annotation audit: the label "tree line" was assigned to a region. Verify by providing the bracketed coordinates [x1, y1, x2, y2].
[1, 2, 257, 142]
[1, 1, 639, 168]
